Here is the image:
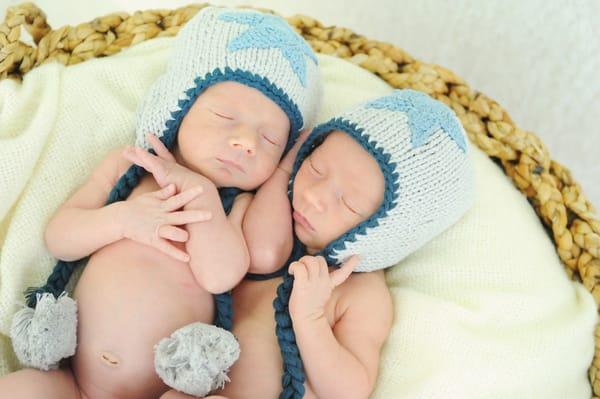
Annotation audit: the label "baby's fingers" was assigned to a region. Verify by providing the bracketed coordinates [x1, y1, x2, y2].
[289, 261, 308, 284]
[154, 238, 190, 263]
[157, 225, 189, 242]
[163, 186, 204, 211]
[297, 128, 311, 145]
[133, 146, 164, 172]
[122, 146, 144, 166]
[122, 146, 163, 178]
[330, 255, 359, 287]
[146, 133, 176, 162]
[167, 209, 212, 225]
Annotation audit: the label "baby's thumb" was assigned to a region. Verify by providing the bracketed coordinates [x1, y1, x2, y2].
[154, 184, 176, 199]
[330, 255, 359, 287]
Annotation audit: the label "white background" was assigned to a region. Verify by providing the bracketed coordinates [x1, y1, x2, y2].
[2, 0, 599, 208]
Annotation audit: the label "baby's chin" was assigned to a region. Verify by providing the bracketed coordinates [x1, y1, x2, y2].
[293, 222, 326, 254]
[203, 168, 261, 190]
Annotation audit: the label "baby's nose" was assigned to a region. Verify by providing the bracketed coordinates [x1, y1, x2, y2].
[229, 135, 256, 156]
[304, 186, 327, 212]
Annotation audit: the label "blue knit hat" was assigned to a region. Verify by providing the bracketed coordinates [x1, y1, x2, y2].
[290, 89, 475, 271]
[135, 6, 322, 156]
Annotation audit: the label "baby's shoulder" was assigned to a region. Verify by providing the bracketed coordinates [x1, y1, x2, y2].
[344, 269, 387, 291]
[335, 270, 391, 313]
[331, 269, 393, 337]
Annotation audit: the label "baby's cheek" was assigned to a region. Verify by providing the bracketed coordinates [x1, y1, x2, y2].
[241, 161, 272, 189]
[259, 155, 279, 177]
[323, 215, 353, 244]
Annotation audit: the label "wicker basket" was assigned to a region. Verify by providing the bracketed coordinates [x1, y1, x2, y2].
[2, 2, 599, 396]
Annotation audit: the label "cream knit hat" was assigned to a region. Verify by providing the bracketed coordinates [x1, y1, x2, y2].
[135, 6, 322, 155]
[290, 89, 476, 271]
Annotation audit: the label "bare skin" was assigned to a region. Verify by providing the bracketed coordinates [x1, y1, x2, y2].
[0, 81, 291, 399]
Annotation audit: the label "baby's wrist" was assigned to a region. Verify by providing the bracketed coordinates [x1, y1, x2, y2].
[114, 201, 131, 240]
[277, 165, 291, 176]
[180, 172, 213, 192]
[290, 306, 327, 326]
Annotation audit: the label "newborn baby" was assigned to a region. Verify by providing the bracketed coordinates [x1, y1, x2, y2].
[210, 90, 475, 399]
[0, 6, 320, 399]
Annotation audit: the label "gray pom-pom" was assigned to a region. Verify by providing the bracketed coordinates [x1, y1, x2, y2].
[10, 292, 78, 370]
[154, 322, 240, 397]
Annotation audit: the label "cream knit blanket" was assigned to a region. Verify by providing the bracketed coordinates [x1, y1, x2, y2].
[0, 37, 596, 398]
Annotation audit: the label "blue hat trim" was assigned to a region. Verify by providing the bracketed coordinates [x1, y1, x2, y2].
[160, 66, 304, 156]
[288, 117, 401, 266]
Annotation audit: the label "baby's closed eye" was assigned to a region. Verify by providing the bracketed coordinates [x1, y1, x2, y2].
[261, 132, 279, 146]
[209, 108, 234, 120]
[341, 197, 360, 215]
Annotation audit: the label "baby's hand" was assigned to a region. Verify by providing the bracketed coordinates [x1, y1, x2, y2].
[122, 133, 208, 193]
[120, 184, 212, 262]
[278, 128, 311, 175]
[288, 255, 359, 322]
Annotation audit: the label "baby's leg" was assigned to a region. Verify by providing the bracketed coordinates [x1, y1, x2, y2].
[0, 367, 83, 399]
[159, 390, 228, 399]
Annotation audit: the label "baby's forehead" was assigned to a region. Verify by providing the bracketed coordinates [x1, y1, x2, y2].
[197, 81, 291, 127]
[309, 130, 368, 160]
[302, 130, 384, 188]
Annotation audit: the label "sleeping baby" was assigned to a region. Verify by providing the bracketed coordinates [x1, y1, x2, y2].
[0, 6, 321, 399]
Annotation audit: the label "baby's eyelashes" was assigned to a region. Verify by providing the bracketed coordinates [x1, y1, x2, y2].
[309, 159, 323, 176]
[209, 108, 234, 120]
[341, 197, 360, 215]
[262, 134, 279, 146]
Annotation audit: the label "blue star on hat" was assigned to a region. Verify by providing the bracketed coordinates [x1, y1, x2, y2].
[218, 11, 318, 87]
[366, 90, 467, 152]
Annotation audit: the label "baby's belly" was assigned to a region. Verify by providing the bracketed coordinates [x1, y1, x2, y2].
[216, 279, 319, 399]
[71, 238, 214, 399]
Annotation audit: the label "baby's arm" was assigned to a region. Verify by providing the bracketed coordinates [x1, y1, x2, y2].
[242, 166, 293, 274]
[289, 258, 393, 399]
[122, 136, 251, 293]
[180, 177, 253, 293]
[242, 130, 309, 273]
[44, 147, 132, 261]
